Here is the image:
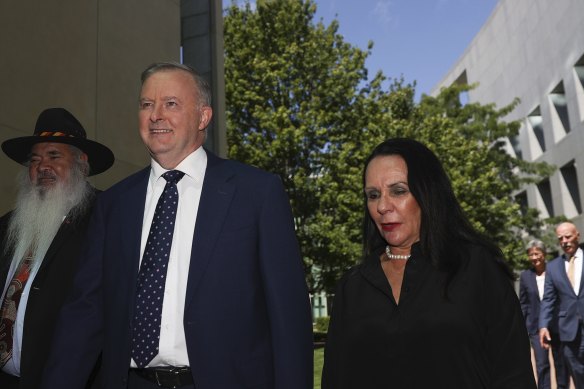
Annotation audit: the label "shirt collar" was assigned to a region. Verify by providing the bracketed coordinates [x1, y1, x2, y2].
[149, 147, 207, 184]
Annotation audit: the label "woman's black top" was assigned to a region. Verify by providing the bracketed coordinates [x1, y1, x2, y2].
[322, 243, 536, 389]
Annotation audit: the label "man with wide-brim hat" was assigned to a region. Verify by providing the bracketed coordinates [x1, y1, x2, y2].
[0, 107, 113, 389]
[2, 107, 114, 176]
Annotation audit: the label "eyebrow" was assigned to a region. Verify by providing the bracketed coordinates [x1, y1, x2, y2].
[139, 96, 180, 102]
[27, 149, 62, 159]
[364, 181, 408, 190]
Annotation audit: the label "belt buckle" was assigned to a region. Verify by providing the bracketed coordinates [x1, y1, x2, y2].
[154, 367, 183, 389]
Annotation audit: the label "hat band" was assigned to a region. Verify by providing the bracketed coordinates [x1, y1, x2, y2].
[38, 131, 76, 137]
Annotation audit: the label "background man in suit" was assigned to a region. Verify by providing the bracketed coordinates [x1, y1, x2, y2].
[41, 62, 313, 389]
[540, 222, 584, 387]
[520, 239, 569, 389]
[0, 108, 114, 389]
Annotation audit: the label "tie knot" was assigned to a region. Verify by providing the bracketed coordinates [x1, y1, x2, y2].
[162, 170, 185, 185]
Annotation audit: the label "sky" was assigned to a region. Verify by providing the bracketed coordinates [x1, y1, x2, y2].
[313, 0, 499, 100]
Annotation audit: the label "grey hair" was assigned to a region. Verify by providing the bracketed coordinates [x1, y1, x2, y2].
[140, 61, 212, 107]
[526, 239, 546, 254]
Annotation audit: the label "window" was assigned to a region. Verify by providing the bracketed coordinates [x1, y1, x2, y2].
[536, 179, 554, 218]
[573, 53, 584, 122]
[527, 107, 545, 154]
[560, 161, 582, 216]
[515, 191, 528, 216]
[549, 81, 571, 137]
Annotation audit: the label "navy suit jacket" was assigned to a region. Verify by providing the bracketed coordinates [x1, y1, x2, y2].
[520, 268, 560, 336]
[519, 268, 544, 336]
[41, 151, 313, 389]
[540, 252, 584, 342]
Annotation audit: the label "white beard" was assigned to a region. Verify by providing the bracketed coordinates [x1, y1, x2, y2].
[4, 165, 93, 266]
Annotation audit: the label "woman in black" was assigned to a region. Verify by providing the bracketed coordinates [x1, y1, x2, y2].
[322, 138, 536, 388]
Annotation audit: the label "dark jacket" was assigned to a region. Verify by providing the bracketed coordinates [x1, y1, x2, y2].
[540, 253, 584, 342]
[41, 151, 313, 389]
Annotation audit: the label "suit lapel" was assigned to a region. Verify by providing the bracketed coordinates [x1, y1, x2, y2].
[527, 269, 538, 297]
[185, 153, 235, 310]
[121, 168, 150, 279]
[35, 219, 76, 276]
[554, 255, 577, 296]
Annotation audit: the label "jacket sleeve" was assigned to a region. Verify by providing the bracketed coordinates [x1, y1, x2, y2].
[518, 272, 531, 329]
[539, 265, 558, 330]
[258, 175, 314, 389]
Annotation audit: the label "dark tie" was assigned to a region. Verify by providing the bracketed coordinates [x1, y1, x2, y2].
[131, 170, 185, 368]
[0, 253, 33, 367]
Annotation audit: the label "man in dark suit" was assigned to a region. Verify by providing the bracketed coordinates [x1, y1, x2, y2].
[520, 239, 569, 388]
[41, 62, 313, 389]
[540, 222, 584, 387]
[0, 108, 114, 389]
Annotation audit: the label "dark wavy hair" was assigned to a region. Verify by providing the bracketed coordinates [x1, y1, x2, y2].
[362, 138, 513, 281]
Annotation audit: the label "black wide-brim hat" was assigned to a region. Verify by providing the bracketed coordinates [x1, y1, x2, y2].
[2, 108, 114, 176]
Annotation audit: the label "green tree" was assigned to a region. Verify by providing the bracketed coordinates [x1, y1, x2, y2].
[401, 83, 555, 268]
[224, 0, 378, 292]
[224, 0, 554, 292]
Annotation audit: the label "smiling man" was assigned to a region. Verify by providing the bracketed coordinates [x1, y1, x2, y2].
[41, 62, 313, 389]
[0, 108, 114, 389]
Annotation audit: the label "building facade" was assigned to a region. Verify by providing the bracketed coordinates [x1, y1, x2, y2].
[433, 0, 584, 232]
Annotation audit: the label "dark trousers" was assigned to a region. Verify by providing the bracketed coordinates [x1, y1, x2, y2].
[530, 333, 570, 389]
[563, 324, 584, 388]
[0, 370, 19, 389]
[551, 334, 571, 389]
[127, 370, 195, 389]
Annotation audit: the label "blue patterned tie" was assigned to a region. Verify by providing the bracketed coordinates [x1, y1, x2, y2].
[131, 170, 184, 367]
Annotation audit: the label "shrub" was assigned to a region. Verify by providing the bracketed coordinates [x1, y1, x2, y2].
[314, 316, 330, 333]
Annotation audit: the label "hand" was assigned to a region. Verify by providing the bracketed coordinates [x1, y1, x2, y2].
[539, 328, 551, 349]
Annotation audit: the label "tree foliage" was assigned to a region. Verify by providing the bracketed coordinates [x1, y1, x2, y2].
[224, 0, 554, 293]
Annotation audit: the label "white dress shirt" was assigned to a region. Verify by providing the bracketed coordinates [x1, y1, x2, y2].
[536, 273, 545, 301]
[564, 248, 583, 295]
[131, 147, 206, 368]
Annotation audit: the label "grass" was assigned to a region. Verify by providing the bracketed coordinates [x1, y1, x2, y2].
[314, 347, 324, 389]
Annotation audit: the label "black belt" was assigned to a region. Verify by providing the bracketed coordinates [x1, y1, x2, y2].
[132, 366, 193, 388]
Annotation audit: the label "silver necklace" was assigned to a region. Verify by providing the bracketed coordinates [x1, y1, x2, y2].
[385, 245, 411, 260]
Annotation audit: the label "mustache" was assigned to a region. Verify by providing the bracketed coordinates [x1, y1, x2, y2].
[36, 170, 57, 181]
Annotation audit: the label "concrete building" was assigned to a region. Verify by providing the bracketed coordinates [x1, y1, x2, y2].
[432, 0, 584, 231]
[0, 0, 225, 214]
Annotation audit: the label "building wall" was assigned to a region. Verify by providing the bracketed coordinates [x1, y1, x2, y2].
[181, 0, 227, 157]
[432, 0, 584, 232]
[0, 0, 225, 216]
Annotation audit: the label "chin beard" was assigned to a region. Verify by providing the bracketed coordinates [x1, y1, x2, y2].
[4, 165, 93, 265]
